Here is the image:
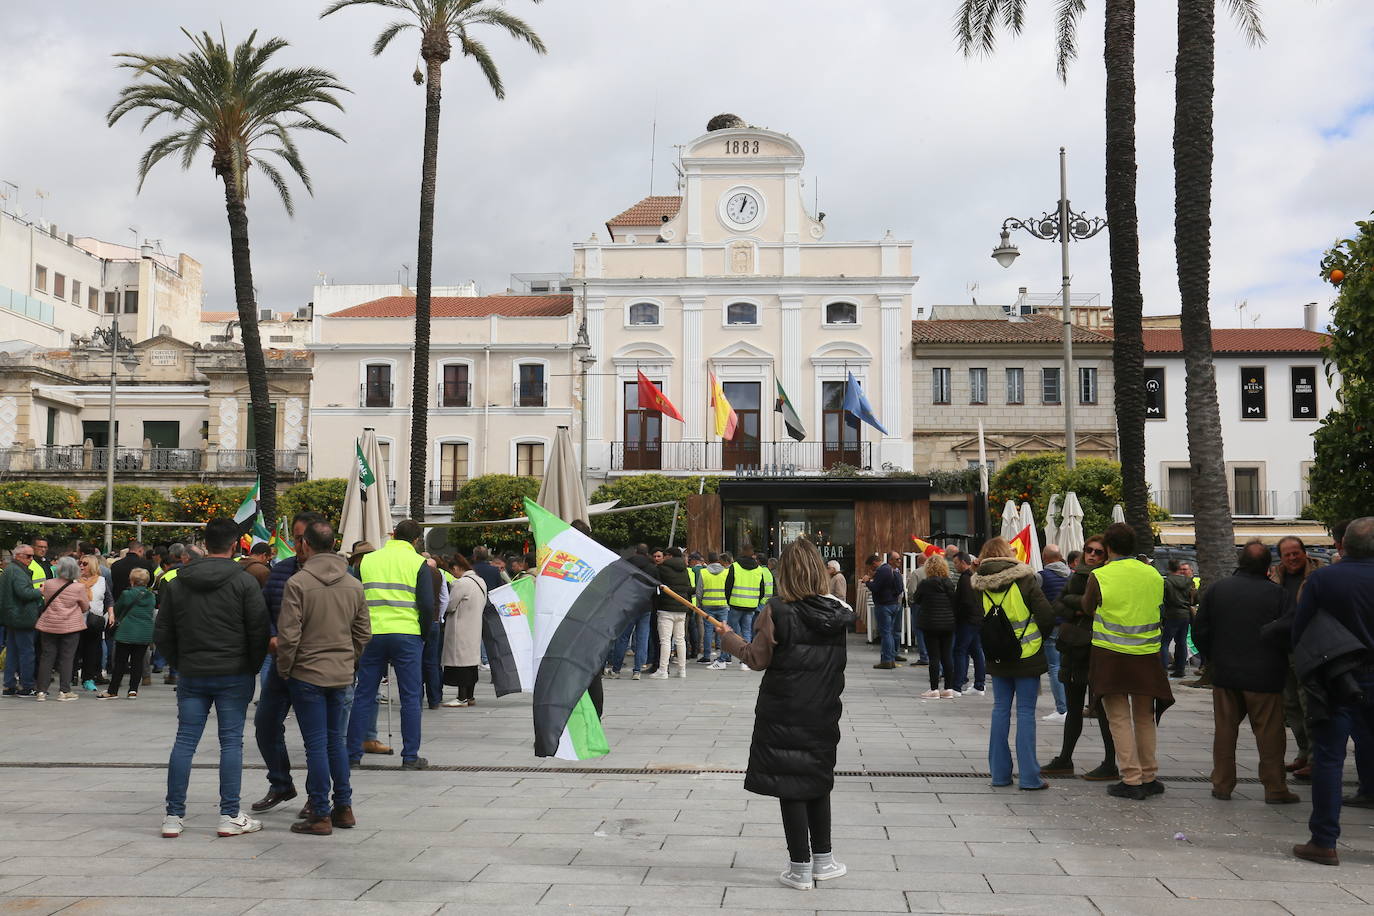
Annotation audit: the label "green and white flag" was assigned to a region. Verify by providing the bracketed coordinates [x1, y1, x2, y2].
[483, 577, 536, 696]
[233, 478, 260, 526]
[250, 511, 273, 547]
[486, 498, 659, 760]
[775, 380, 807, 442]
[355, 440, 377, 502]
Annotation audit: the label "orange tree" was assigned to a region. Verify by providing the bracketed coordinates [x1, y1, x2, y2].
[0, 482, 84, 549]
[279, 478, 348, 531]
[447, 474, 540, 555]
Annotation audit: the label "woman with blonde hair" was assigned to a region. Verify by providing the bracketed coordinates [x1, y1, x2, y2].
[914, 553, 958, 698]
[715, 536, 855, 891]
[972, 537, 1056, 790]
[76, 554, 110, 692]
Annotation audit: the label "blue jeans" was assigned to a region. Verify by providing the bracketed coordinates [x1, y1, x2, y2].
[1160, 619, 1190, 676]
[287, 678, 354, 816]
[909, 604, 928, 661]
[1042, 639, 1068, 714]
[700, 609, 727, 657]
[166, 673, 257, 817]
[1308, 673, 1374, 848]
[989, 675, 1042, 788]
[613, 611, 652, 673]
[348, 633, 423, 762]
[3, 627, 35, 690]
[873, 603, 900, 663]
[254, 660, 294, 793]
[719, 609, 755, 662]
[422, 620, 443, 706]
[953, 623, 985, 692]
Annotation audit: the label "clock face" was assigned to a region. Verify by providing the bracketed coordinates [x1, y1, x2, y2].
[725, 192, 760, 225]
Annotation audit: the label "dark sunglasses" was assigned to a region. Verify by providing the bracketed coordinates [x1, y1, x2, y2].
[1084, 546, 1105, 555]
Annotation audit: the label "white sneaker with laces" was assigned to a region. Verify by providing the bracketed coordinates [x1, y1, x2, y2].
[778, 860, 814, 890]
[919, 689, 941, 699]
[1042, 710, 1068, 723]
[57, 692, 76, 702]
[966, 687, 986, 696]
[940, 689, 959, 698]
[739, 663, 751, 671]
[161, 814, 184, 838]
[812, 851, 847, 881]
[649, 671, 669, 679]
[709, 660, 727, 670]
[217, 812, 263, 836]
[442, 697, 468, 707]
[34, 692, 46, 702]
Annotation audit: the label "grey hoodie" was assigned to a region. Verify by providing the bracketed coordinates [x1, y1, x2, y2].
[695, 562, 726, 604]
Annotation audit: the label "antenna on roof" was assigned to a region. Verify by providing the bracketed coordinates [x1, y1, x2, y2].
[648, 95, 658, 197]
[1234, 299, 1248, 328]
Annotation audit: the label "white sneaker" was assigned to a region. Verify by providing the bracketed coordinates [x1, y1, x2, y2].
[739, 663, 750, 671]
[161, 814, 184, 838]
[919, 689, 941, 699]
[966, 687, 986, 697]
[57, 691, 76, 702]
[676, 668, 688, 679]
[940, 689, 959, 698]
[709, 660, 727, 670]
[217, 813, 263, 836]
[778, 860, 814, 890]
[649, 671, 669, 679]
[631, 671, 641, 680]
[1042, 710, 1068, 723]
[442, 697, 469, 707]
[34, 692, 46, 702]
[812, 851, 847, 881]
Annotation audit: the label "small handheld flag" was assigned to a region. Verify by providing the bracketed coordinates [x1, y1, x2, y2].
[272, 516, 295, 562]
[636, 370, 683, 421]
[910, 536, 946, 558]
[355, 440, 377, 503]
[1010, 525, 1033, 564]
[774, 380, 806, 442]
[709, 371, 739, 440]
[233, 478, 259, 527]
[842, 371, 889, 435]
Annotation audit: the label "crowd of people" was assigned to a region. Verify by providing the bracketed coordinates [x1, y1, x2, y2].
[4, 511, 1374, 879]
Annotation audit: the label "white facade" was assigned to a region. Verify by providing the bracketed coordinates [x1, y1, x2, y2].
[1142, 330, 1336, 520]
[0, 208, 204, 348]
[574, 123, 917, 478]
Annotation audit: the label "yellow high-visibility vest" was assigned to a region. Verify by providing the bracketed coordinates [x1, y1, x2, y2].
[1092, 559, 1165, 655]
[728, 564, 766, 610]
[360, 539, 426, 636]
[699, 567, 728, 608]
[30, 562, 47, 591]
[981, 581, 1043, 659]
[760, 566, 774, 602]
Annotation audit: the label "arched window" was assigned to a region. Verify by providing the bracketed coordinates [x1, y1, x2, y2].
[825, 301, 858, 325]
[628, 302, 660, 326]
[726, 302, 758, 326]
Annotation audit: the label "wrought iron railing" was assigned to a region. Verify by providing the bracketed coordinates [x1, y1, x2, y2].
[609, 440, 872, 473]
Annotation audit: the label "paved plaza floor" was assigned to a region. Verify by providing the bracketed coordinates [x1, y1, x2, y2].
[2, 637, 1374, 914]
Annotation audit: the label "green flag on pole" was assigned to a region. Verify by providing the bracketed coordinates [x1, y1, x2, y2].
[355, 440, 376, 502]
[233, 478, 260, 526]
[775, 380, 807, 442]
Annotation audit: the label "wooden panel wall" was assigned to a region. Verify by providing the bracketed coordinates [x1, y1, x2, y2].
[686, 493, 722, 556]
[854, 498, 930, 566]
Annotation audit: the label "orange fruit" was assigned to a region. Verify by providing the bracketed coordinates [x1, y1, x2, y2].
[1330, 269, 1345, 285]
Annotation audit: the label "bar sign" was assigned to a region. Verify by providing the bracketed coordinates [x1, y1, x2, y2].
[1144, 368, 1166, 419]
[1291, 366, 1318, 419]
[1240, 367, 1267, 419]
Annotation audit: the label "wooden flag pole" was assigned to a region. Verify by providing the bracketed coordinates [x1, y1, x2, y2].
[658, 585, 725, 629]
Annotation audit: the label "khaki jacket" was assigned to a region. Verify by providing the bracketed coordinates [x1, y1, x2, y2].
[276, 553, 371, 688]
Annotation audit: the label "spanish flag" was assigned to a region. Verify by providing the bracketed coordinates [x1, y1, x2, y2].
[709, 371, 739, 440]
[910, 536, 945, 558]
[636, 370, 683, 421]
[1010, 525, 1033, 564]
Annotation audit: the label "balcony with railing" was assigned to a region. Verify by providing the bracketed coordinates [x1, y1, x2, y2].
[513, 382, 547, 408]
[437, 381, 471, 408]
[0, 446, 307, 479]
[610, 440, 872, 474]
[427, 478, 469, 504]
[1155, 488, 1282, 518]
[359, 382, 395, 408]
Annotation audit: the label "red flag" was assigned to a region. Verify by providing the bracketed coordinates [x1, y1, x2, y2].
[1010, 525, 1033, 564]
[910, 536, 946, 558]
[636, 370, 683, 421]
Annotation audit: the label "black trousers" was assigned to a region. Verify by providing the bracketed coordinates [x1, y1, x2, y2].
[109, 642, 147, 694]
[779, 795, 832, 862]
[76, 628, 104, 683]
[923, 630, 956, 690]
[442, 665, 479, 701]
[1060, 679, 1116, 765]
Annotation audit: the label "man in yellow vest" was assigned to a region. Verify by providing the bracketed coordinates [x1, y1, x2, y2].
[1085, 523, 1173, 800]
[347, 519, 433, 770]
[718, 547, 766, 670]
[696, 552, 730, 664]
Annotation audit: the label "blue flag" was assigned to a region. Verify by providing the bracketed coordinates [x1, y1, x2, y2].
[842, 371, 889, 435]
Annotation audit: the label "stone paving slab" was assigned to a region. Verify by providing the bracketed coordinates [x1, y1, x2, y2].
[3, 635, 1374, 912]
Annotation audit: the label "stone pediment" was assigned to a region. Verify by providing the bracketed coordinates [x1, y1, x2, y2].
[710, 341, 772, 361]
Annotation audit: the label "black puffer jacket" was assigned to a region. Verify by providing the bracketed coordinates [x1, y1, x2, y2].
[746, 594, 854, 800]
[914, 575, 957, 634]
[154, 557, 270, 677]
[654, 556, 693, 611]
[1054, 566, 1094, 685]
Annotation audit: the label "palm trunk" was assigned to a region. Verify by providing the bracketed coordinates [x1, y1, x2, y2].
[409, 55, 443, 522]
[1103, 0, 1151, 551]
[1175, 0, 1234, 584]
[223, 176, 276, 526]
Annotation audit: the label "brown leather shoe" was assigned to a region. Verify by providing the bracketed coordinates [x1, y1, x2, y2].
[250, 788, 298, 813]
[330, 805, 356, 829]
[1292, 842, 1339, 866]
[298, 802, 312, 819]
[1266, 791, 1302, 805]
[362, 739, 392, 755]
[1211, 789, 1232, 800]
[1286, 756, 1308, 772]
[290, 815, 333, 836]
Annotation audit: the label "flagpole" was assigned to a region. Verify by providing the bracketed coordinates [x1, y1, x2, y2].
[659, 585, 723, 628]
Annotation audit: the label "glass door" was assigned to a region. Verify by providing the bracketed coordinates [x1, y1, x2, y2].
[622, 381, 662, 470]
[821, 381, 862, 469]
[721, 381, 761, 470]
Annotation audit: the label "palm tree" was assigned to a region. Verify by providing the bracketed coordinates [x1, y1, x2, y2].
[1173, 0, 1263, 584]
[956, 0, 1155, 551]
[108, 29, 347, 525]
[321, 0, 547, 521]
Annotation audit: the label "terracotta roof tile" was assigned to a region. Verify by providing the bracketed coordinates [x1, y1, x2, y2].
[1131, 327, 1329, 354]
[607, 195, 682, 228]
[911, 315, 1114, 345]
[329, 295, 573, 319]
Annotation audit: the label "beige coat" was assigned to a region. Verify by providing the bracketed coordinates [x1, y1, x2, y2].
[275, 553, 371, 688]
[443, 570, 488, 668]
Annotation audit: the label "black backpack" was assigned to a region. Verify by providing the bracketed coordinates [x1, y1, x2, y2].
[981, 585, 1033, 665]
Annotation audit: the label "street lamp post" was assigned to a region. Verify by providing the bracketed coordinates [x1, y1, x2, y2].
[103, 300, 121, 554]
[991, 147, 1106, 469]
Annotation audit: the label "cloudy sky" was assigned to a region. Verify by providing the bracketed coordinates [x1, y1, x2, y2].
[3, 1, 1371, 328]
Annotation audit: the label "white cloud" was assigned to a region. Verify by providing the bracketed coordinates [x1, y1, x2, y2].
[1, 0, 1369, 329]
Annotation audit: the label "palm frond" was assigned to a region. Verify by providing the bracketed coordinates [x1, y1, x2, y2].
[1053, 0, 1088, 82]
[458, 33, 503, 98]
[253, 156, 296, 216]
[372, 20, 416, 56]
[320, 0, 409, 18]
[955, 0, 1023, 58]
[1222, 0, 1266, 46]
[466, 8, 548, 54]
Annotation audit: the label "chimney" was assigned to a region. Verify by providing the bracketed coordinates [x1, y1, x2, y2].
[1303, 302, 1317, 332]
[140, 242, 154, 259]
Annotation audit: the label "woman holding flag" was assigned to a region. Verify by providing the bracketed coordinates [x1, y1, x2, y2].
[713, 537, 855, 891]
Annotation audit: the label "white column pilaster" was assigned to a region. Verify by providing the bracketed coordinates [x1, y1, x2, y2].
[779, 295, 803, 404]
[682, 295, 704, 440]
[880, 295, 904, 466]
